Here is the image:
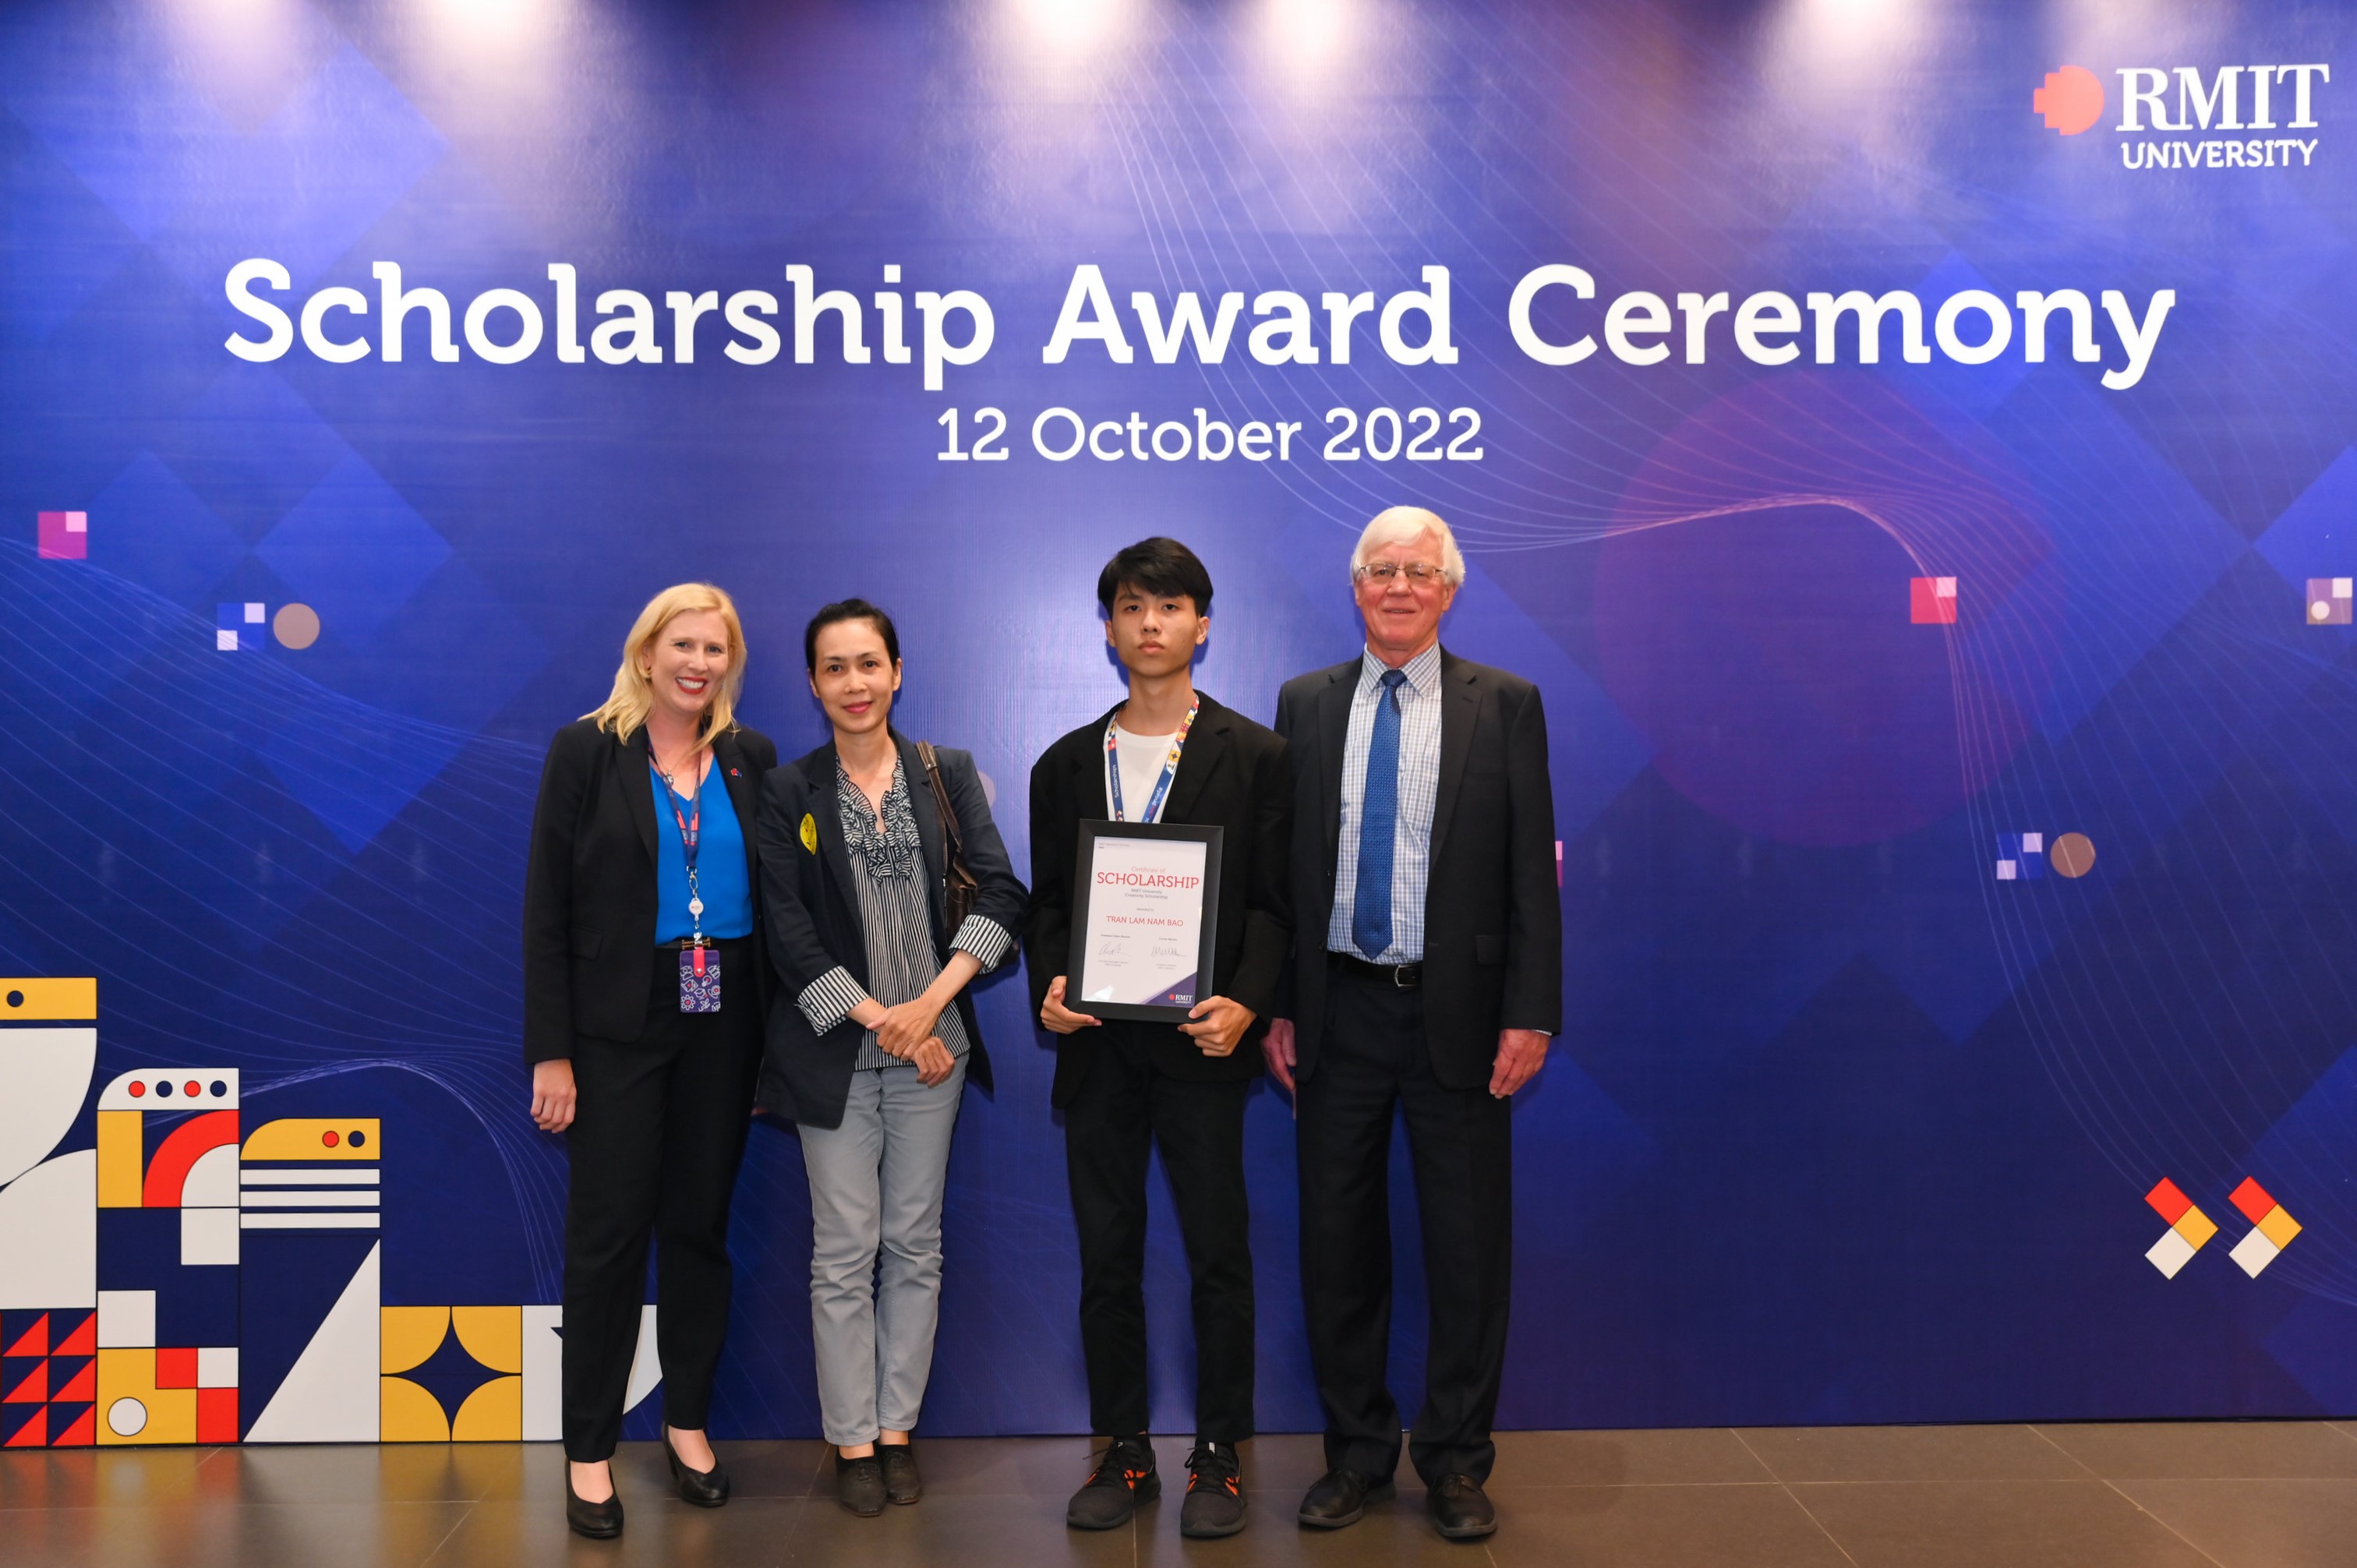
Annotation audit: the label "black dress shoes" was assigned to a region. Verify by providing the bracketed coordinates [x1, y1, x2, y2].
[665, 1435, 730, 1506]
[564, 1466, 624, 1539]
[836, 1450, 887, 1517]
[1427, 1474, 1497, 1539]
[1296, 1467, 1395, 1528]
[879, 1440, 922, 1505]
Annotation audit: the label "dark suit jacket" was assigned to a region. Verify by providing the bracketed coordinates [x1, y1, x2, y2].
[1274, 648, 1560, 1091]
[1026, 692, 1292, 1109]
[754, 732, 1028, 1129]
[521, 718, 778, 1064]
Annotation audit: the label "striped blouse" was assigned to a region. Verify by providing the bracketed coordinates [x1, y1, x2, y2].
[794, 758, 1012, 1071]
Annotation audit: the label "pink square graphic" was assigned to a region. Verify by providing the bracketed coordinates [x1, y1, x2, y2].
[37, 512, 87, 560]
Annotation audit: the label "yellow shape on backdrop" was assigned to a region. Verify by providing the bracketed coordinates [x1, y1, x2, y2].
[453, 1307, 522, 1374]
[452, 1375, 523, 1441]
[380, 1307, 450, 1375]
[242, 1118, 381, 1161]
[0, 977, 97, 1019]
[380, 1376, 451, 1442]
[2173, 1206, 2220, 1249]
[96, 1111, 143, 1208]
[95, 1349, 196, 1446]
[2259, 1206, 2302, 1249]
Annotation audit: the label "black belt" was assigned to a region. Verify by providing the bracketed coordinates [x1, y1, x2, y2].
[661, 935, 750, 951]
[1329, 950, 1421, 988]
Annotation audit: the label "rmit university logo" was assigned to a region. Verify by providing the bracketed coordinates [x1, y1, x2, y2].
[2037, 63, 2330, 170]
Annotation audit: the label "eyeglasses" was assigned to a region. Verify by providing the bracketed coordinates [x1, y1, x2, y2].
[1353, 560, 1449, 584]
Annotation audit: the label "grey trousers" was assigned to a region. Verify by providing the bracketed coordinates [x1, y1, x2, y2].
[799, 1056, 968, 1447]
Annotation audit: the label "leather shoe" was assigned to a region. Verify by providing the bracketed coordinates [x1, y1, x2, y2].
[879, 1440, 922, 1505]
[666, 1434, 730, 1507]
[564, 1465, 624, 1539]
[1427, 1474, 1496, 1539]
[836, 1451, 887, 1517]
[1296, 1467, 1394, 1529]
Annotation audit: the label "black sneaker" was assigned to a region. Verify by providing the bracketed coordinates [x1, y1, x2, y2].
[1066, 1436, 1159, 1529]
[1179, 1441, 1246, 1538]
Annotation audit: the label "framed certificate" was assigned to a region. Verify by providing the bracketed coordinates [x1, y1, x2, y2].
[1068, 820, 1224, 1022]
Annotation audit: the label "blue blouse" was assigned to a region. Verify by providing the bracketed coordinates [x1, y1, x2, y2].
[651, 761, 753, 943]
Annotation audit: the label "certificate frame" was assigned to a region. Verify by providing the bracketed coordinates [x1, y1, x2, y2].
[1067, 819, 1224, 1023]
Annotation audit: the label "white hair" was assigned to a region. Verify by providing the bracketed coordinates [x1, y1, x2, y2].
[1350, 506, 1465, 585]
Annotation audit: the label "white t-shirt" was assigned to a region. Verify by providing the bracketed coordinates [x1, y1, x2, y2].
[1108, 727, 1180, 821]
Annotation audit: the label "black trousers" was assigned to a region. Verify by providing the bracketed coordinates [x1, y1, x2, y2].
[561, 938, 762, 1461]
[1297, 966, 1512, 1485]
[1065, 1032, 1256, 1445]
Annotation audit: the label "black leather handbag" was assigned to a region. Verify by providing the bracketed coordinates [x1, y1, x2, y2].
[915, 740, 981, 934]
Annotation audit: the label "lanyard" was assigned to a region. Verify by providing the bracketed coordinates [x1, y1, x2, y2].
[651, 753, 707, 944]
[1104, 694, 1200, 824]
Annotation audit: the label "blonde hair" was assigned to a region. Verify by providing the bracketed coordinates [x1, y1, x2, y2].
[585, 583, 748, 743]
[1351, 506, 1465, 586]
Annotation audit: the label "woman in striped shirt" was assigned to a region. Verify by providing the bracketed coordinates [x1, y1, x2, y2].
[752, 598, 1027, 1517]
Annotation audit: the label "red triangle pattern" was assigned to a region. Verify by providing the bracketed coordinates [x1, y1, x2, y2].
[2, 1361, 46, 1404]
[1, 1314, 48, 1359]
[54, 1312, 95, 1358]
[0, 1312, 108, 1446]
[51, 1358, 94, 1403]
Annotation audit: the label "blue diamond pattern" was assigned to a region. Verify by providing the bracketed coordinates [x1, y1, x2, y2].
[256, 454, 452, 642]
[150, 44, 448, 298]
[87, 452, 249, 606]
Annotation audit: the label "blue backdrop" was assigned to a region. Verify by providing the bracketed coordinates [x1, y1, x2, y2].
[2, 0, 2355, 1445]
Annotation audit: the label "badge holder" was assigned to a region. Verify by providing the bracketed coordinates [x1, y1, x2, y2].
[659, 755, 723, 1013]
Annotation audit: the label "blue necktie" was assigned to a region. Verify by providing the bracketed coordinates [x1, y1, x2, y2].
[1352, 669, 1408, 960]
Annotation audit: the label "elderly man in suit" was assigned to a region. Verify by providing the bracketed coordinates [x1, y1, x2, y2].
[1265, 506, 1560, 1541]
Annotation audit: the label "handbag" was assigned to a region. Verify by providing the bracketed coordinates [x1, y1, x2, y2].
[915, 741, 981, 935]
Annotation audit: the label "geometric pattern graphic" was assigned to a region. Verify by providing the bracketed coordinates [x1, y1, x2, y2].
[1, 1309, 97, 1447]
[2144, 1179, 2220, 1279]
[2227, 1178, 2302, 1279]
[1910, 574, 1958, 624]
[1995, 832, 2045, 881]
[0, 977, 585, 1446]
[35, 511, 87, 560]
[380, 1306, 521, 1442]
[2048, 832, 2097, 878]
[215, 602, 265, 652]
[2304, 578, 2351, 625]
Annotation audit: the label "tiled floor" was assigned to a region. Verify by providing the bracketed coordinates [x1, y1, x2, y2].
[4, 1424, 2355, 1566]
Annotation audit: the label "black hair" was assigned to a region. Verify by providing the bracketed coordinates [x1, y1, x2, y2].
[804, 598, 900, 671]
[1097, 536, 1214, 616]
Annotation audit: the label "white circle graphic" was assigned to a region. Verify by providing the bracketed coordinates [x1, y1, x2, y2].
[108, 1397, 148, 1436]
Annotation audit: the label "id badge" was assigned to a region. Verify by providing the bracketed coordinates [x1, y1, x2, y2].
[679, 945, 722, 1012]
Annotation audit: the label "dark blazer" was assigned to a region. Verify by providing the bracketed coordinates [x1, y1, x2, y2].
[754, 731, 1027, 1129]
[1274, 648, 1560, 1092]
[1026, 692, 1292, 1109]
[522, 718, 778, 1064]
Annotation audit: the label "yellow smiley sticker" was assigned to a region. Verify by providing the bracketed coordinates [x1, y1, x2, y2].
[800, 812, 818, 854]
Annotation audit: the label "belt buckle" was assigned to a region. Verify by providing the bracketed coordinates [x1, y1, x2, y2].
[1391, 962, 1419, 988]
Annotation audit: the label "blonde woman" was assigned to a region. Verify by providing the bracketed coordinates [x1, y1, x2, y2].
[521, 583, 777, 1538]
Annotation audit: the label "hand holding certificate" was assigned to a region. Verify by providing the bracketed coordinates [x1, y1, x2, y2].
[1067, 821, 1224, 1022]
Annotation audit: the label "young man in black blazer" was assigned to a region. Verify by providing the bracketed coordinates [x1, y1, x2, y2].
[1266, 507, 1560, 1542]
[1027, 539, 1292, 1540]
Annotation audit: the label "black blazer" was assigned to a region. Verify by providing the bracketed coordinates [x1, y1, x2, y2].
[754, 732, 1027, 1129]
[521, 718, 778, 1064]
[1025, 692, 1292, 1109]
[1274, 648, 1561, 1092]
